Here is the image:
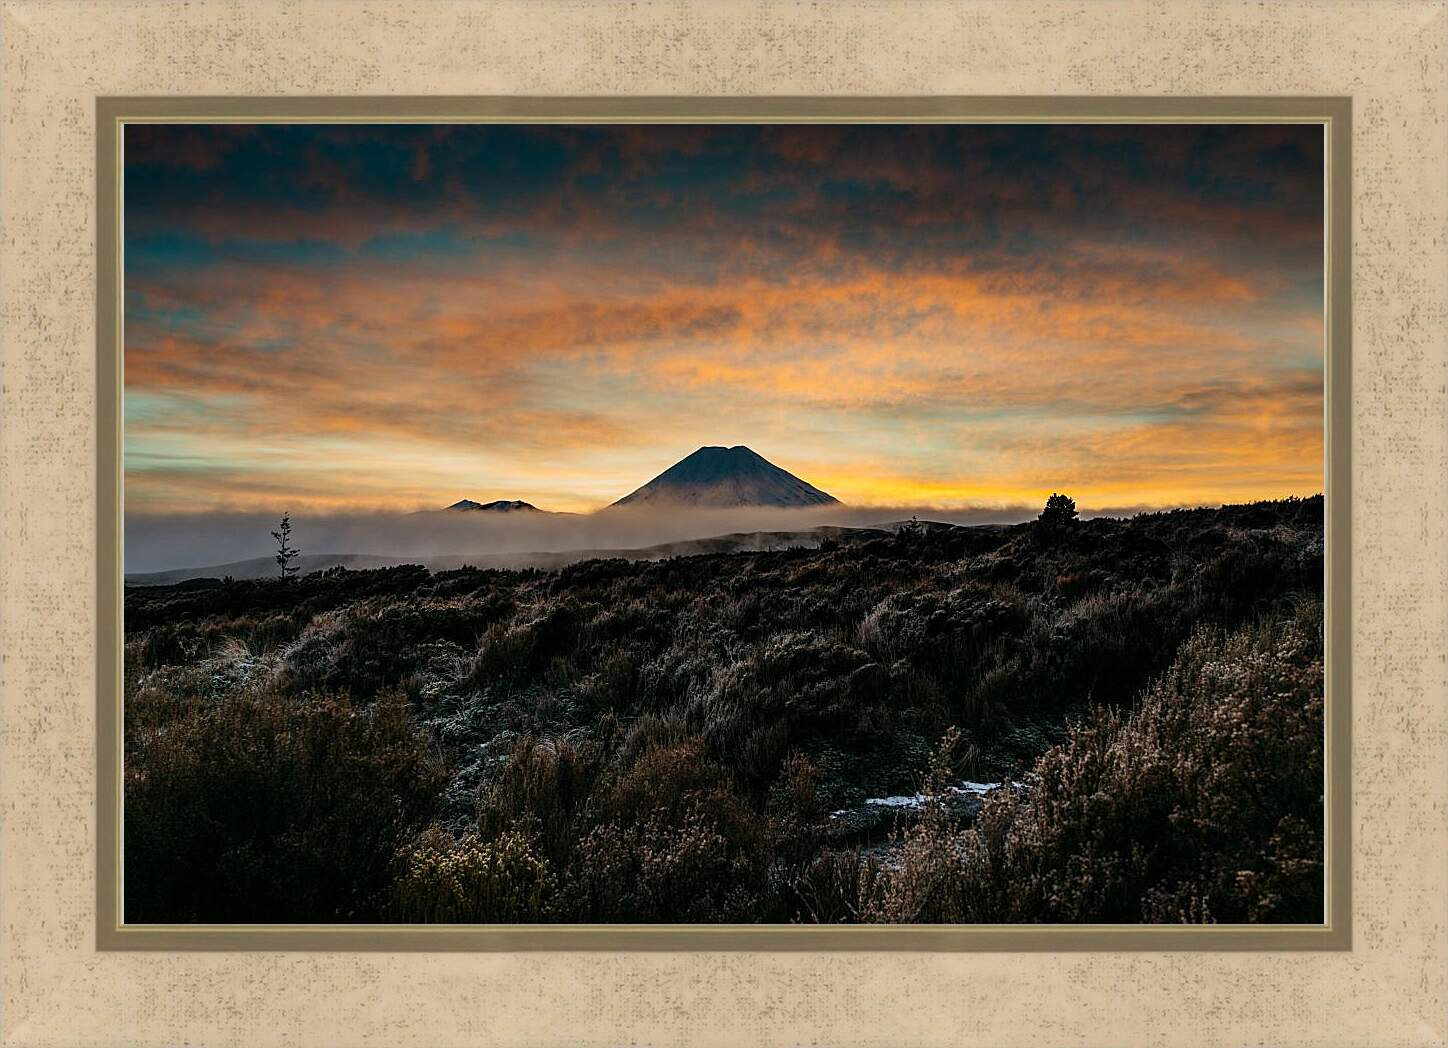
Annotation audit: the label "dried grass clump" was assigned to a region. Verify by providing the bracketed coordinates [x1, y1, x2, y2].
[392, 828, 554, 922]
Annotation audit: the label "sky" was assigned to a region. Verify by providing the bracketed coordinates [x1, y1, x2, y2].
[124, 122, 1324, 516]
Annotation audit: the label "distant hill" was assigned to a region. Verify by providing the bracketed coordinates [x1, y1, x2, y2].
[124, 552, 400, 586]
[611, 445, 840, 508]
[446, 499, 541, 513]
[121, 523, 925, 586]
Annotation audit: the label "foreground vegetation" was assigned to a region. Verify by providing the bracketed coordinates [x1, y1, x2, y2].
[124, 496, 1324, 923]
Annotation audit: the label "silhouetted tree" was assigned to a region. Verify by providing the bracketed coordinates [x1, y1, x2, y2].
[1038, 493, 1078, 528]
[898, 515, 924, 544]
[272, 514, 301, 581]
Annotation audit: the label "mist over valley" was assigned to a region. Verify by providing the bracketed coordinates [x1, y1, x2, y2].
[126, 446, 1149, 580]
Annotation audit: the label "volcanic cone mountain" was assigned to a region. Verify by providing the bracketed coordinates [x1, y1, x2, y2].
[611, 446, 841, 508]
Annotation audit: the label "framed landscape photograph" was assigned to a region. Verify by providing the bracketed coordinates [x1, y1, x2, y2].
[4, 3, 1445, 1046]
[99, 97, 1348, 948]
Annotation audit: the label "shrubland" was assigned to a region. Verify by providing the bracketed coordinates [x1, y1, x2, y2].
[124, 496, 1324, 923]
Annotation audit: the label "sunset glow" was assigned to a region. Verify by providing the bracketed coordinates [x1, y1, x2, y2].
[124, 123, 1324, 515]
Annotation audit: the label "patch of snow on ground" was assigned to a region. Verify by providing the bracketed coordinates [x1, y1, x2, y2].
[832, 781, 1003, 816]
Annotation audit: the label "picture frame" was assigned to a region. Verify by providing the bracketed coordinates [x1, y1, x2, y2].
[4, 3, 1444, 1045]
[95, 93, 1353, 953]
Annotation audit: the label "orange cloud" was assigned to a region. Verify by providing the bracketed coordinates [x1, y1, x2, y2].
[123, 125, 1324, 513]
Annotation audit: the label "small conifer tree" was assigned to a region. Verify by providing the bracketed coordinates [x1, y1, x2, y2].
[272, 514, 301, 581]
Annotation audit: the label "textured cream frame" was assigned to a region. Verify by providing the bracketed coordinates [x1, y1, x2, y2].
[4, 2, 1445, 1046]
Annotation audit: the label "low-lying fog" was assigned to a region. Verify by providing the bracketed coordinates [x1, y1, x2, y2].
[124, 504, 1060, 575]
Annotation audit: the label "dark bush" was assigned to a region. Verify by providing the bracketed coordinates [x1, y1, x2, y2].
[927, 608, 1323, 923]
[476, 734, 605, 868]
[124, 688, 447, 922]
